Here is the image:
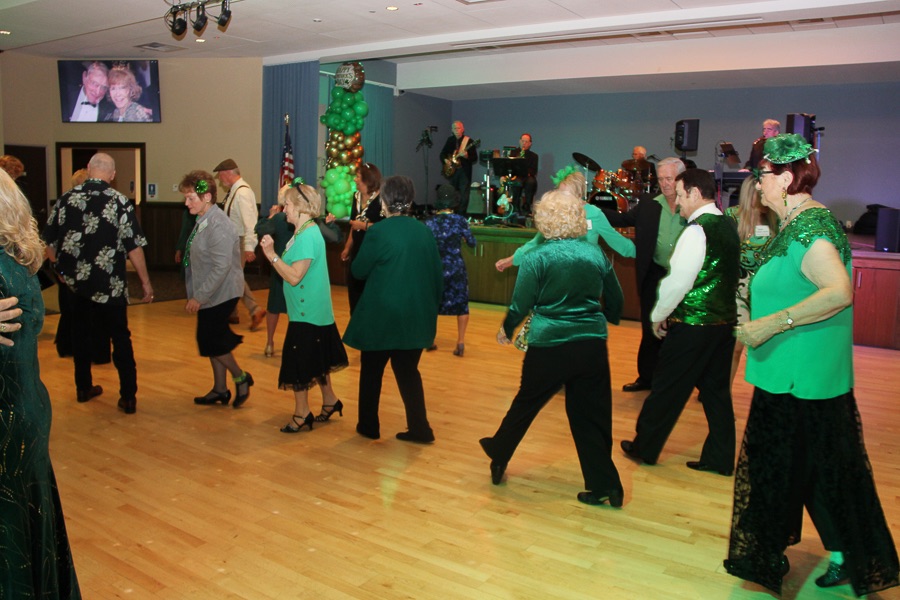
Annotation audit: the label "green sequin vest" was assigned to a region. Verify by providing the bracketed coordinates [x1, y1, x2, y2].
[671, 213, 740, 325]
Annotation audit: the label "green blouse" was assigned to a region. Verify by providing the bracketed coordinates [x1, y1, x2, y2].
[746, 208, 854, 399]
[503, 238, 623, 347]
[282, 224, 335, 326]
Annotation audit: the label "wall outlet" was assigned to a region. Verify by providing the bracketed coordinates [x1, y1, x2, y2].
[172, 184, 178, 192]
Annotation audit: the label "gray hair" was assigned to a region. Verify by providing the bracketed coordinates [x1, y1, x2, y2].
[657, 156, 686, 174]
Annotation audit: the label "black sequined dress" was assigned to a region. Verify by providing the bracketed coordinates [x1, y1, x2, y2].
[0, 252, 81, 599]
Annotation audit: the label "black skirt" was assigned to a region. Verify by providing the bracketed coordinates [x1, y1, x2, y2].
[278, 321, 349, 391]
[724, 388, 899, 596]
[196, 298, 242, 357]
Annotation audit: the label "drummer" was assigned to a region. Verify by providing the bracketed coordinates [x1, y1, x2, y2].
[621, 146, 657, 195]
[507, 133, 539, 214]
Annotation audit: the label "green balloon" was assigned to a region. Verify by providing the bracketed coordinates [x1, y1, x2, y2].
[353, 101, 369, 117]
[331, 87, 345, 100]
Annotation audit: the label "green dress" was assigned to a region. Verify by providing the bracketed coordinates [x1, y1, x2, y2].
[0, 252, 81, 599]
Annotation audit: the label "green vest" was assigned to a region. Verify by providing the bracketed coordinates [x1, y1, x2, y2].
[671, 213, 739, 325]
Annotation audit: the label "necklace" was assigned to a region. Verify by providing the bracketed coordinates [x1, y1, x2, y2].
[294, 218, 316, 235]
[781, 196, 811, 229]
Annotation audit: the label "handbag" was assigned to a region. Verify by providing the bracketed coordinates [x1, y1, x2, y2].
[513, 314, 532, 352]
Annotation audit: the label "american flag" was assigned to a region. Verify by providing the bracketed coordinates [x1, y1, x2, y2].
[279, 122, 294, 187]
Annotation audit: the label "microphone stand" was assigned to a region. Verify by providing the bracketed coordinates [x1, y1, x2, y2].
[416, 128, 434, 213]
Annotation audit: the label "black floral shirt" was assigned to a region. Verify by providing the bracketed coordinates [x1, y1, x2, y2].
[43, 179, 147, 305]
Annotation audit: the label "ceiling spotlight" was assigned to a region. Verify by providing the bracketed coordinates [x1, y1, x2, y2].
[166, 5, 188, 36]
[216, 0, 232, 27]
[192, 2, 208, 32]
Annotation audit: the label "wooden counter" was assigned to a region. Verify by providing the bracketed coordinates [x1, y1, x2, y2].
[852, 248, 900, 350]
[462, 225, 640, 320]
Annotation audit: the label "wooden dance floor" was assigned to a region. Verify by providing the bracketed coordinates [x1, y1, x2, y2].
[37, 285, 899, 599]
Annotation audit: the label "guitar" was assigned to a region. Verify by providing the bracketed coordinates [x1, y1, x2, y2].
[442, 138, 481, 178]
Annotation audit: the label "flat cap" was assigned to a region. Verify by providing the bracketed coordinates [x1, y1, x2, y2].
[213, 158, 238, 172]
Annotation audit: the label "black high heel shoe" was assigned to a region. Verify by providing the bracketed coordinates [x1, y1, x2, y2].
[815, 562, 849, 588]
[232, 372, 254, 408]
[194, 390, 232, 405]
[316, 399, 344, 422]
[453, 343, 465, 357]
[280, 413, 314, 433]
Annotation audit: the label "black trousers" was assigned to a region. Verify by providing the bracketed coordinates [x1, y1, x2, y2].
[632, 322, 735, 470]
[636, 263, 666, 385]
[71, 294, 137, 401]
[482, 339, 622, 493]
[357, 349, 431, 438]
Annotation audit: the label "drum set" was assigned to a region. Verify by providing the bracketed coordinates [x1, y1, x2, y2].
[572, 152, 653, 213]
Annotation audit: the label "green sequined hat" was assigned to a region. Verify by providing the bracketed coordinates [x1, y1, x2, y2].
[763, 133, 817, 164]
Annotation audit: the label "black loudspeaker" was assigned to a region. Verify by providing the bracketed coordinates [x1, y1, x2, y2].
[875, 207, 900, 253]
[786, 113, 815, 144]
[674, 119, 699, 152]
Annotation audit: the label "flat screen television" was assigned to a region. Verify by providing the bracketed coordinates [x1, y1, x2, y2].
[58, 60, 161, 123]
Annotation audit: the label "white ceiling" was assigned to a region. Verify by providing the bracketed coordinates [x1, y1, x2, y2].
[2, 0, 899, 99]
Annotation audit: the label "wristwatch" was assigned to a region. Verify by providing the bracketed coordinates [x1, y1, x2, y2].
[781, 310, 794, 332]
[271, 256, 280, 264]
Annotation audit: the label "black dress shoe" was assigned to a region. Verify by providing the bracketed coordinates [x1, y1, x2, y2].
[396, 430, 435, 444]
[194, 390, 231, 405]
[77, 385, 103, 403]
[577, 489, 624, 507]
[815, 562, 849, 588]
[232, 372, 254, 408]
[621, 440, 653, 464]
[117, 397, 136, 415]
[356, 423, 380, 440]
[686, 460, 734, 476]
[622, 380, 651, 392]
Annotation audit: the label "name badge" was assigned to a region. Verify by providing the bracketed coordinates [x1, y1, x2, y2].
[754, 224, 770, 237]
[586, 219, 593, 230]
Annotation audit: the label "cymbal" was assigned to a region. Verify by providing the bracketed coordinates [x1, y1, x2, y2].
[621, 158, 651, 171]
[572, 152, 601, 172]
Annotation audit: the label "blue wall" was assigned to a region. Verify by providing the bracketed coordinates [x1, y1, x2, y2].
[392, 81, 900, 223]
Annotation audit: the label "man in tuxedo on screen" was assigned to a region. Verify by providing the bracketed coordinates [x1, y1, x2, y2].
[65, 61, 114, 122]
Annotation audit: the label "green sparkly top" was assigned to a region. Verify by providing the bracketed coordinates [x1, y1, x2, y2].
[746, 207, 854, 399]
[670, 213, 740, 325]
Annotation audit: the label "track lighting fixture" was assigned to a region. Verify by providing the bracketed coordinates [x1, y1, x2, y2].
[166, 5, 188, 36]
[164, 0, 232, 37]
[192, 2, 207, 32]
[217, 0, 231, 28]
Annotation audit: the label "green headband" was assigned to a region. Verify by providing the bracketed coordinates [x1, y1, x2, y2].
[551, 164, 579, 186]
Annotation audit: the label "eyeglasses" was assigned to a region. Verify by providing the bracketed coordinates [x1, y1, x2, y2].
[752, 169, 775, 183]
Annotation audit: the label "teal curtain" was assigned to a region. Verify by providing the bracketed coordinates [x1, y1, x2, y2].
[261, 61, 319, 213]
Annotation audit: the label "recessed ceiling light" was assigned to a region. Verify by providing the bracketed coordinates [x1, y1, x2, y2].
[386, 6, 399, 11]
[0, 30, 11, 35]
[196, 38, 206, 43]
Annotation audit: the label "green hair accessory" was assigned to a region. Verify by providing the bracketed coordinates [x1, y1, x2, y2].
[763, 134, 817, 165]
[291, 176, 306, 188]
[195, 180, 209, 195]
[551, 164, 579, 186]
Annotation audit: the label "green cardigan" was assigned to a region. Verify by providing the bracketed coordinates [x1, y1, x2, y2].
[343, 216, 444, 351]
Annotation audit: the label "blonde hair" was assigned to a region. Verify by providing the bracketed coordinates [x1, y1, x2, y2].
[70, 168, 89, 189]
[533, 190, 587, 240]
[282, 183, 321, 217]
[0, 169, 44, 274]
[735, 177, 777, 240]
[558, 172, 586, 200]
